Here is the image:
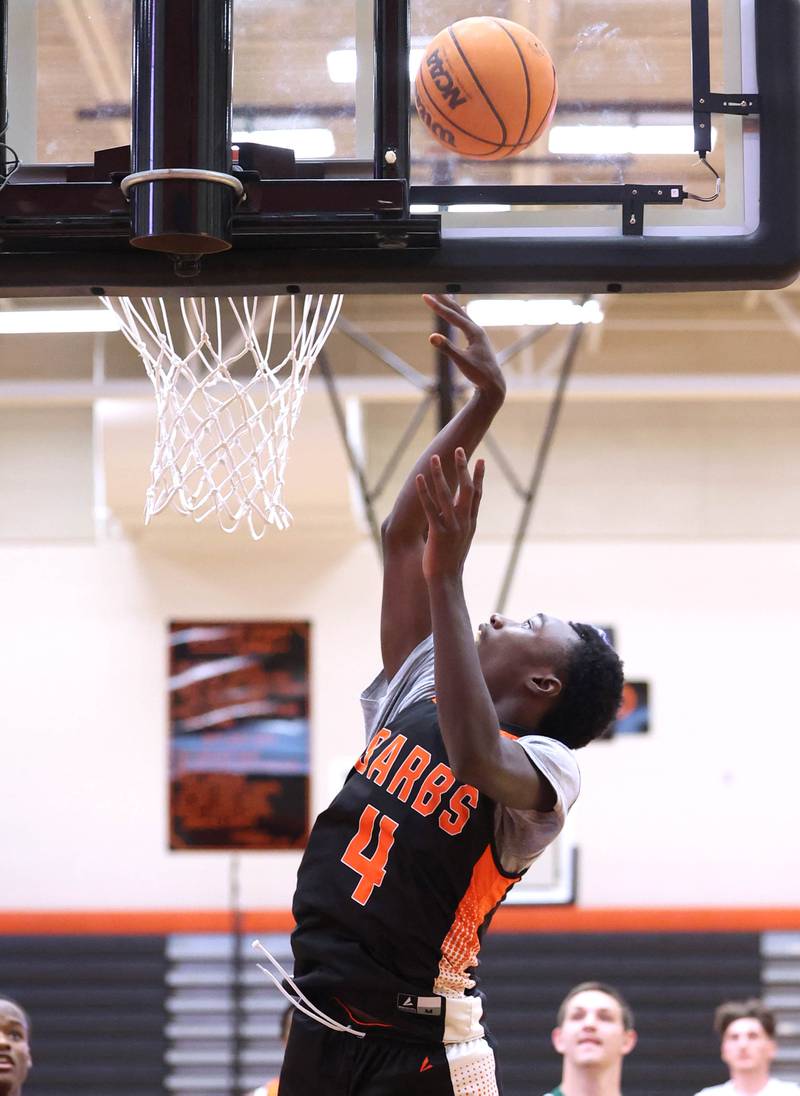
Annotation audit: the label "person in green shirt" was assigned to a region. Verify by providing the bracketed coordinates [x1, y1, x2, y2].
[543, 982, 637, 1096]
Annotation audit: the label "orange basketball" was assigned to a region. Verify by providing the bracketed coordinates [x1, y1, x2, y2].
[414, 17, 557, 161]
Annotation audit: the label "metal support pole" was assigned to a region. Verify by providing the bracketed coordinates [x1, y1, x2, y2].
[336, 316, 429, 389]
[317, 350, 383, 553]
[230, 853, 244, 1096]
[374, 0, 410, 188]
[130, 0, 235, 256]
[496, 321, 586, 614]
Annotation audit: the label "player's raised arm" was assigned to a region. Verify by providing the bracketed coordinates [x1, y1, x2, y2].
[380, 295, 506, 680]
[415, 449, 553, 811]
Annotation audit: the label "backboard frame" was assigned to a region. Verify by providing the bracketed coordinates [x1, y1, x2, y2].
[0, 0, 798, 295]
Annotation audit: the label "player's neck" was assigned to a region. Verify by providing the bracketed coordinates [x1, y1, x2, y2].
[560, 1061, 623, 1096]
[730, 1068, 772, 1095]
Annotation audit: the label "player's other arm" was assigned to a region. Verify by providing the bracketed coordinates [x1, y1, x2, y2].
[380, 295, 506, 681]
[416, 450, 552, 811]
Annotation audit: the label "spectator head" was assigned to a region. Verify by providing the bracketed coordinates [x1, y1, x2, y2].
[552, 982, 637, 1073]
[714, 999, 777, 1079]
[0, 997, 32, 1095]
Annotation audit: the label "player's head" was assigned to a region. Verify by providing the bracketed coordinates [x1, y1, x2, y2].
[477, 614, 623, 747]
[0, 997, 32, 1095]
[552, 982, 637, 1073]
[714, 1000, 777, 1078]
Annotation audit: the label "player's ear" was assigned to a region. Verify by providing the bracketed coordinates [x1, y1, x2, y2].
[621, 1029, 638, 1056]
[551, 1026, 566, 1053]
[527, 673, 563, 699]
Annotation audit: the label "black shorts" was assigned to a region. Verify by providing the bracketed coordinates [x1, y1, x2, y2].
[279, 1011, 503, 1096]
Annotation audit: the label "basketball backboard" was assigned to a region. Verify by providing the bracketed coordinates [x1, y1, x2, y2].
[1, 0, 799, 294]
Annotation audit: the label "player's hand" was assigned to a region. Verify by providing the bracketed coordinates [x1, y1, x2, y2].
[423, 294, 506, 406]
[415, 448, 485, 582]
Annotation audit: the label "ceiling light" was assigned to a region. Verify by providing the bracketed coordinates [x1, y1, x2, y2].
[548, 124, 715, 156]
[232, 128, 336, 159]
[0, 309, 122, 334]
[326, 47, 426, 83]
[446, 204, 512, 214]
[466, 299, 604, 327]
[327, 49, 358, 83]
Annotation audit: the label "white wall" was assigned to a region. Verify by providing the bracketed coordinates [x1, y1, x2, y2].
[3, 529, 800, 910]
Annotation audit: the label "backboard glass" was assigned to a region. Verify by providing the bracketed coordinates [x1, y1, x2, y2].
[1, 0, 799, 293]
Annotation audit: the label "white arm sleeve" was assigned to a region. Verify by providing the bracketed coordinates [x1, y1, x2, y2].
[494, 736, 581, 875]
[360, 634, 436, 743]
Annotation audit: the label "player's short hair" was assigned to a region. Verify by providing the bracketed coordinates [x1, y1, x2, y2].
[714, 999, 776, 1039]
[0, 995, 32, 1040]
[536, 623, 624, 749]
[557, 981, 635, 1031]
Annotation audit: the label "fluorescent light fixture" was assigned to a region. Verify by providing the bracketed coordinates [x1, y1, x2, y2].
[326, 47, 426, 83]
[232, 128, 335, 159]
[0, 309, 122, 334]
[548, 124, 716, 156]
[410, 203, 512, 214]
[446, 204, 512, 214]
[327, 49, 358, 83]
[408, 48, 426, 80]
[466, 298, 604, 328]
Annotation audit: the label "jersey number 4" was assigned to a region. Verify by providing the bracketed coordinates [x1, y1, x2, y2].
[341, 804, 399, 905]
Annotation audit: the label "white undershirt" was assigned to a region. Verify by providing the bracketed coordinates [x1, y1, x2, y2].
[360, 634, 581, 875]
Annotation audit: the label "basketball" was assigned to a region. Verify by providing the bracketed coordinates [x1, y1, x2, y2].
[414, 17, 557, 161]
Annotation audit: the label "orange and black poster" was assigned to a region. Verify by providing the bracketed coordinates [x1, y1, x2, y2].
[168, 621, 310, 850]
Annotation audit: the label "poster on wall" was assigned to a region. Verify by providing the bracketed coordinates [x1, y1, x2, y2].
[615, 681, 650, 736]
[600, 680, 651, 740]
[168, 621, 310, 850]
[591, 627, 651, 740]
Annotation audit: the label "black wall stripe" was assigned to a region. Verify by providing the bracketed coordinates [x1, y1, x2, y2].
[479, 932, 762, 1096]
[0, 936, 168, 1096]
[0, 931, 769, 1095]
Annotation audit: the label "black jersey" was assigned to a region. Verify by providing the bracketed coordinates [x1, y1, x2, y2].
[291, 697, 525, 1035]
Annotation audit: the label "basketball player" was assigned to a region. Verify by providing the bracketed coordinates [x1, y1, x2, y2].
[0, 998, 31, 1096]
[694, 1000, 800, 1096]
[275, 294, 624, 1095]
[544, 982, 637, 1096]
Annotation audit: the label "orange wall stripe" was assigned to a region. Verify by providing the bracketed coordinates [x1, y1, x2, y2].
[490, 907, 800, 933]
[0, 907, 798, 935]
[0, 910, 295, 935]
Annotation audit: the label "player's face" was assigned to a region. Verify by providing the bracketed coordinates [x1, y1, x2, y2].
[552, 990, 636, 1069]
[476, 612, 578, 694]
[0, 1001, 31, 1093]
[721, 1018, 776, 1075]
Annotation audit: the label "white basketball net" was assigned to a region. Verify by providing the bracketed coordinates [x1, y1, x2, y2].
[101, 294, 343, 538]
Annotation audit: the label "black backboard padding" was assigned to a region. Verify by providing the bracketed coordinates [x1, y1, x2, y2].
[0, 0, 798, 294]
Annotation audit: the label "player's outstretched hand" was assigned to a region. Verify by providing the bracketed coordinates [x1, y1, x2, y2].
[423, 294, 506, 405]
[415, 447, 485, 582]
